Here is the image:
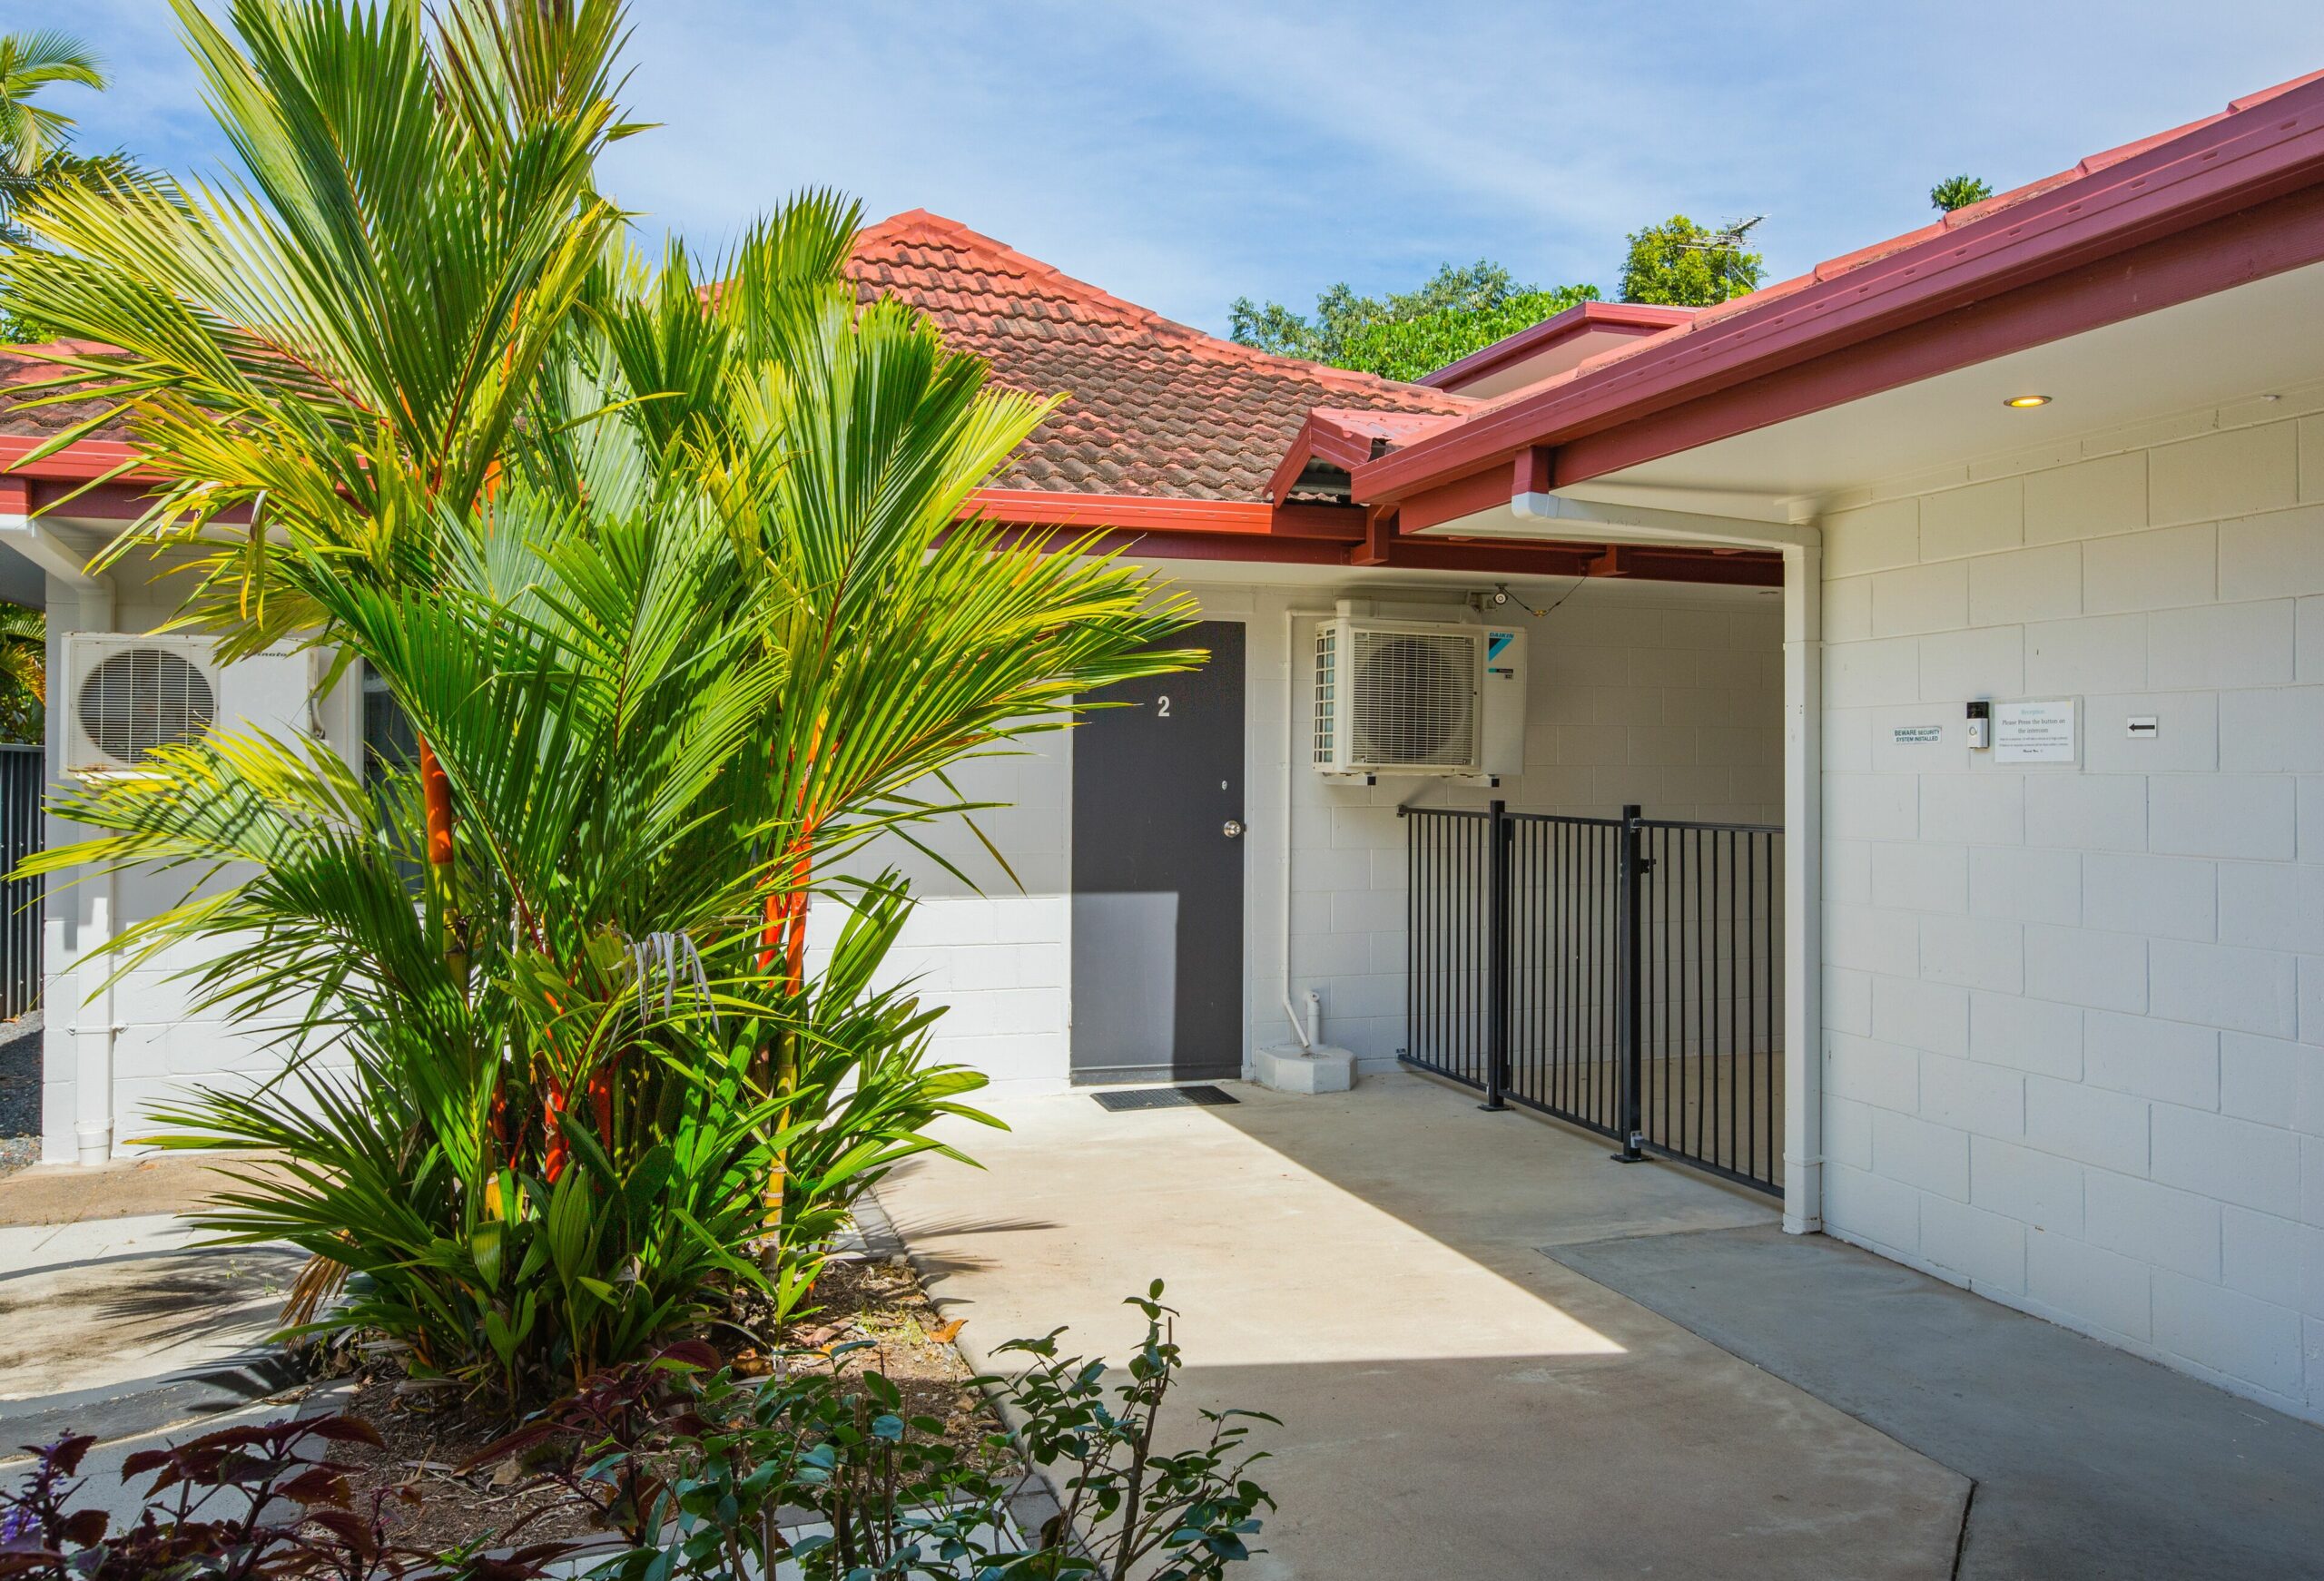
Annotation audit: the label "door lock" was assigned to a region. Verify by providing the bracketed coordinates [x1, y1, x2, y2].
[1222, 819, 1245, 840]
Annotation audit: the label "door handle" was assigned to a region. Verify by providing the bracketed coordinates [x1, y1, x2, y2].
[1222, 819, 1245, 840]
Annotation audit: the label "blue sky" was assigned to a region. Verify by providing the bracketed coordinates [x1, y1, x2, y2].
[39, 1, 2324, 336]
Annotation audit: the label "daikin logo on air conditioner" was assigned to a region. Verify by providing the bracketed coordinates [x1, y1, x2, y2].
[1310, 613, 1525, 779]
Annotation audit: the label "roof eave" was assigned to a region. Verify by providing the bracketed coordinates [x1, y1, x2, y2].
[1353, 71, 2324, 506]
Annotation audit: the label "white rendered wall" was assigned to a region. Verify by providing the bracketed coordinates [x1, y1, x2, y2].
[1817, 392, 2324, 1423]
[851, 570, 1783, 1095]
[40, 555, 360, 1163]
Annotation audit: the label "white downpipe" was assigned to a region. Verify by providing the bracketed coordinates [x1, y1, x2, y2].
[1277, 604, 1338, 1050]
[1780, 541, 1824, 1232]
[4, 514, 119, 1164]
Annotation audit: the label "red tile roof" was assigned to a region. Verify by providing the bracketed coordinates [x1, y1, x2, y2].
[0, 341, 124, 444]
[846, 211, 1472, 502]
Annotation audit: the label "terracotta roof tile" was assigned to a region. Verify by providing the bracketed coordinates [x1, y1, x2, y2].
[844, 210, 1472, 502]
[0, 340, 125, 443]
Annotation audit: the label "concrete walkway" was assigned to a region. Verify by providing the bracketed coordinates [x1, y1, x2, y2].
[1553, 1223, 2324, 1579]
[0, 1155, 308, 1446]
[878, 1074, 1968, 1580]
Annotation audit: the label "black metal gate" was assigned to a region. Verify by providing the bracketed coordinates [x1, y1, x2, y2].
[1403, 801, 1785, 1195]
[0, 746, 41, 1020]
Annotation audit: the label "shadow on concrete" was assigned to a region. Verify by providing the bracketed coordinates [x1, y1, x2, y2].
[1551, 1223, 2324, 1581]
[882, 1072, 2324, 1580]
[880, 1075, 1968, 1581]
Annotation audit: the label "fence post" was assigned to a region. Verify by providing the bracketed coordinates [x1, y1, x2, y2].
[1612, 803, 1647, 1161]
[1480, 799, 1511, 1112]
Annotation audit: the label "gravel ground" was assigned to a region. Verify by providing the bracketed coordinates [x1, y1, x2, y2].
[0, 1008, 40, 1176]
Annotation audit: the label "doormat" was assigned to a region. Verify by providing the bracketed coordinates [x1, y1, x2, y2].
[1090, 1085, 1240, 1113]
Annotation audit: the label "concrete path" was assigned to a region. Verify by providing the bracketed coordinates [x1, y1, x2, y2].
[0, 1213, 307, 1444]
[1552, 1224, 2324, 1580]
[877, 1073, 1969, 1580]
[0, 1155, 308, 1446]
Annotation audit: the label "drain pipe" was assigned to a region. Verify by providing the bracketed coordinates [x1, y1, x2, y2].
[1277, 604, 1339, 1050]
[1, 509, 117, 1164]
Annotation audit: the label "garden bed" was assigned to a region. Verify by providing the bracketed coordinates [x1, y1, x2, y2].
[329, 1252, 1005, 1555]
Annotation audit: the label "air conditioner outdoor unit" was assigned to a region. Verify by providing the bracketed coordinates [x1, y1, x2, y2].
[1311, 614, 1525, 778]
[64, 633, 314, 776]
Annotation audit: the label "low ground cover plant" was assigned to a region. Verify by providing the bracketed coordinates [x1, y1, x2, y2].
[495, 1281, 1275, 1580]
[0, 1285, 1274, 1580]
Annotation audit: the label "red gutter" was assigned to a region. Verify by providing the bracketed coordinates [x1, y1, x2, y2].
[0, 434, 150, 481]
[1353, 70, 2324, 504]
[5, 428, 1775, 584]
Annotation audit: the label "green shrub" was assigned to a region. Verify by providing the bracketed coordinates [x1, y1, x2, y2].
[498, 1281, 1277, 1580]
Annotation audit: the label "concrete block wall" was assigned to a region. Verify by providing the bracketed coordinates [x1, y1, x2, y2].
[844, 571, 1782, 1094]
[41, 569, 362, 1161]
[1225, 575, 1782, 1073]
[1817, 391, 2324, 1424]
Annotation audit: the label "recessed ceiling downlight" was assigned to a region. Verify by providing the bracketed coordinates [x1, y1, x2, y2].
[2004, 394, 2053, 408]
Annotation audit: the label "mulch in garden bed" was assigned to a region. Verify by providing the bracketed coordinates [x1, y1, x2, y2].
[325, 1251, 1008, 1556]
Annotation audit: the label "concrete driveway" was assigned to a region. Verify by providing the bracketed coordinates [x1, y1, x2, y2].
[877, 1074, 1967, 1580]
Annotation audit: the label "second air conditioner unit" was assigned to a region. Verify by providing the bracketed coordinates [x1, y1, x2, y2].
[64, 633, 316, 776]
[1311, 613, 1525, 778]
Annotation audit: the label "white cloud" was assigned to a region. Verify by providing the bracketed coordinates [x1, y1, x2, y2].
[44, 0, 2324, 334]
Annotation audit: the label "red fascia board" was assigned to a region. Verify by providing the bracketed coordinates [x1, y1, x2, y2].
[0, 434, 152, 482]
[1554, 177, 2324, 487]
[1415, 300, 1695, 390]
[1354, 74, 2324, 503]
[1398, 466, 1521, 535]
[966, 488, 1365, 544]
[1263, 416, 1378, 506]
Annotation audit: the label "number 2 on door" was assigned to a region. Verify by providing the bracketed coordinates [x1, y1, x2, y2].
[1156, 695, 1171, 718]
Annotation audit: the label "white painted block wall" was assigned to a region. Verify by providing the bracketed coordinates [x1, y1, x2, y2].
[40, 564, 362, 1162]
[847, 571, 1782, 1094]
[1818, 393, 2324, 1423]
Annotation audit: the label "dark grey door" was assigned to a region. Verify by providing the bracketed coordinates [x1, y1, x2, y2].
[1070, 621, 1246, 1084]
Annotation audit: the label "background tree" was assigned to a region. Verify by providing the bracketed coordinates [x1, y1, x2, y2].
[0, 602, 40, 741]
[1230, 260, 1598, 380]
[1618, 215, 1765, 307]
[1931, 173, 1994, 213]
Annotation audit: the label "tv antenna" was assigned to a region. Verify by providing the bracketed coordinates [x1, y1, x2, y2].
[1681, 214, 1765, 252]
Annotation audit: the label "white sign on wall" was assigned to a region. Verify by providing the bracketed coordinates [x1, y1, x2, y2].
[1994, 699, 2076, 764]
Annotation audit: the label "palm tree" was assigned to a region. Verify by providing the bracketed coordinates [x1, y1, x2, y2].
[0, 29, 106, 247]
[5, 0, 1197, 1392]
[5, 0, 637, 977]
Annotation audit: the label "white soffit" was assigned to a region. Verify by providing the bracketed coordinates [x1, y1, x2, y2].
[1584, 257, 2324, 513]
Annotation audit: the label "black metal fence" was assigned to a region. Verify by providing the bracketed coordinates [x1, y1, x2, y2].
[1403, 801, 1786, 1196]
[0, 746, 41, 1020]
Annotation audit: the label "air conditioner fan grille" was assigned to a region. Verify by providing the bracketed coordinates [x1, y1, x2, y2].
[1350, 629, 1474, 766]
[77, 647, 217, 767]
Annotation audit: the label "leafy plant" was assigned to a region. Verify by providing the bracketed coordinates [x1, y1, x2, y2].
[0, 602, 42, 741]
[0, 1414, 572, 1578]
[1230, 261, 1599, 380]
[6, 0, 1194, 1409]
[490, 1281, 1275, 1580]
[1930, 173, 1994, 213]
[1617, 214, 1765, 307]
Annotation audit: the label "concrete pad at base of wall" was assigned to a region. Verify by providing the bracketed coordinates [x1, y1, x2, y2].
[1252, 1043, 1354, 1094]
[1548, 1224, 2324, 1581]
[0, 1152, 282, 1227]
[875, 1073, 1967, 1580]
